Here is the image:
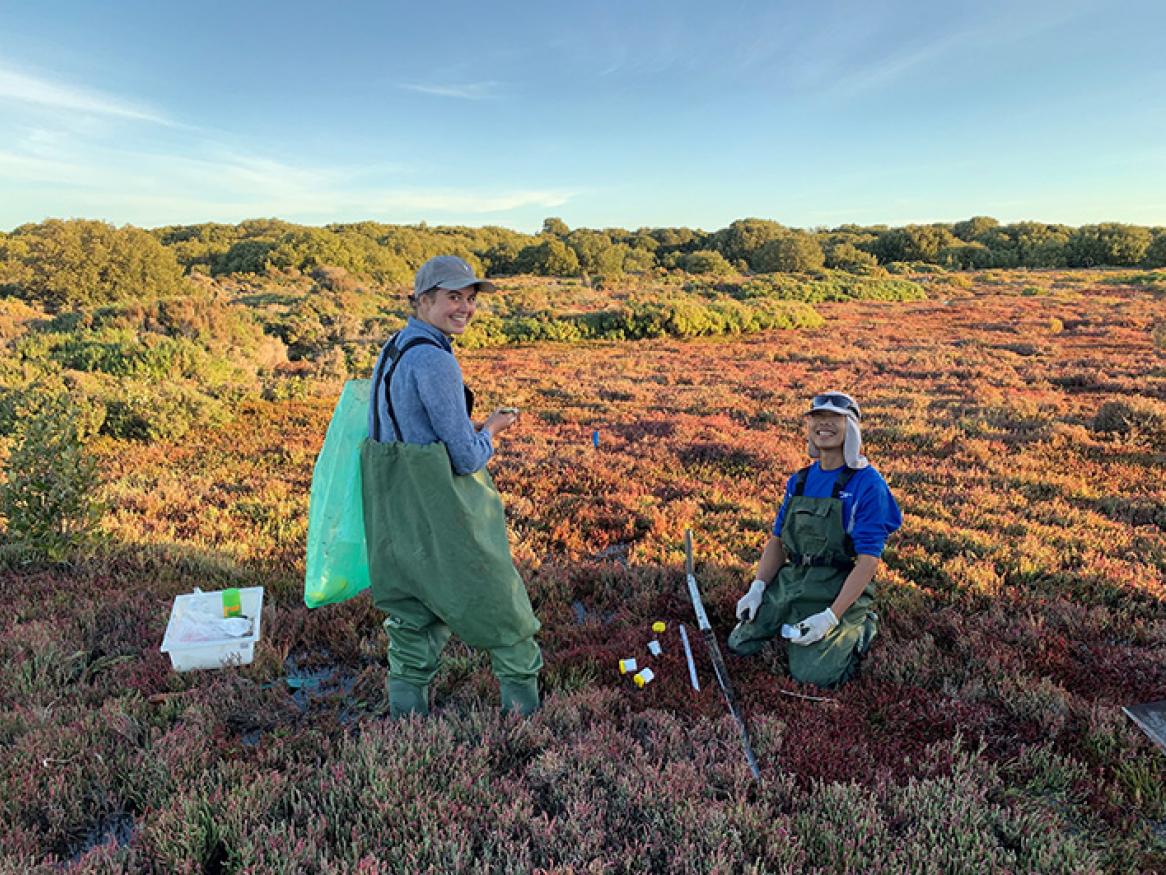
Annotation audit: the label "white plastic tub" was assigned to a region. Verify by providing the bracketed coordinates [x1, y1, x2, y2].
[160, 587, 265, 671]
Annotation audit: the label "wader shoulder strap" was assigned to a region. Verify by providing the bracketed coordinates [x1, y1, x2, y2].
[372, 336, 441, 443]
[832, 465, 856, 498]
[793, 464, 856, 498]
[833, 466, 857, 557]
[792, 466, 812, 496]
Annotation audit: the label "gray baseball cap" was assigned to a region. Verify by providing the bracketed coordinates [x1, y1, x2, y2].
[413, 255, 496, 297]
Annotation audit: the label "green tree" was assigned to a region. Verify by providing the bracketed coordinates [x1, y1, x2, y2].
[515, 239, 580, 276]
[712, 218, 787, 264]
[622, 246, 657, 274]
[952, 216, 999, 242]
[541, 217, 570, 238]
[871, 224, 955, 264]
[1, 387, 104, 562]
[650, 227, 703, 253]
[824, 242, 879, 272]
[750, 234, 825, 273]
[1067, 223, 1152, 267]
[1144, 230, 1166, 268]
[1008, 222, 1071, 268]
[10, 219, 187, 310]
[567, 230, 627, 279]
[483, 240, 523, 276]
[938, 242, 995, 270]
[214, 240, 277, 275]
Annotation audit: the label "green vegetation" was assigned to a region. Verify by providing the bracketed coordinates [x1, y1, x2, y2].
[0, 383, 104, 561]
[0, 250, 1163, 869]
[1, 212, 1162, 478]
[1, 217, 1164, 317]
[0, 219, 187, 310]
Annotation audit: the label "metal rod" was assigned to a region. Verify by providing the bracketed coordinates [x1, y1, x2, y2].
[679, 623, 700, 691]
[683, 528, 762, 780]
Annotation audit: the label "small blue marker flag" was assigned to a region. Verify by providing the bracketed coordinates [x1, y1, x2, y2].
[592, 430, 600, 449]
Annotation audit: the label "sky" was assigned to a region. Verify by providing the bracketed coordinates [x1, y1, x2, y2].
[2, 0, 1165, 233]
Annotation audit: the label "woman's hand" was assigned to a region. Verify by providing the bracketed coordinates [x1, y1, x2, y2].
[483, 408, 519, 437]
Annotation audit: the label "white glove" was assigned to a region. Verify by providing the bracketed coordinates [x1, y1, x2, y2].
[735, 579, 767, 622]
[781, 608, 838, 646]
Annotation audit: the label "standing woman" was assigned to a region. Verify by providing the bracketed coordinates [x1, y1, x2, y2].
[363, 256, 542, 718]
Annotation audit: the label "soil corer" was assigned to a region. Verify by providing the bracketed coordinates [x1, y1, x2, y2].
[684, 528, 761, 780]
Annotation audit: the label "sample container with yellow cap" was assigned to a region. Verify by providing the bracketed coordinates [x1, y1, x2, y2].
[634, 668, 656, 688]
[619, 658, 638, 674]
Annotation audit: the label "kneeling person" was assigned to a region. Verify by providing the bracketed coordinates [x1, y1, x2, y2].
[729, 392, 901, 688]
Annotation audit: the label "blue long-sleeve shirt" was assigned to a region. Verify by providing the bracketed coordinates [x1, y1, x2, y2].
[367, 317, 494, 475]
[772, 463, 902, 556]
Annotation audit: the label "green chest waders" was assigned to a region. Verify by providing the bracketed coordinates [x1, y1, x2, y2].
[361, 440, 540, 648]
[362, 337, 541, 715]
[729, 466, 877, 688]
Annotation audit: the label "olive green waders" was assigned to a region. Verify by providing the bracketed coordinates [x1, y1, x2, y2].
[728, 467, 877, 688]
[361, 438, 542, 717]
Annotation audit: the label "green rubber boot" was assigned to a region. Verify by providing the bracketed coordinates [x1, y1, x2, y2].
[499, 678, 540, 716]
[388, 678, 430, 719]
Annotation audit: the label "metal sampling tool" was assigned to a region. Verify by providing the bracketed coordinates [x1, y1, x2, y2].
[679, 623, 700, 691]
[1123, 700, 1166, 754]
[684, 528, 761, 780]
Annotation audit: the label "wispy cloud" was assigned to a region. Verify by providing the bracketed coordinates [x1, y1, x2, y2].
[791, 0, 1102, 100]
[821, 34, 969, 99]
[362, 189, 571, 214]
[397, 81, 500, 100]
[0, 63, 174, 125]
[0, 130, 575, 227]
[39, 183, 576, 227]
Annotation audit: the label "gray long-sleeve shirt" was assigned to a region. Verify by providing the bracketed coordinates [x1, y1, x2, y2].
[367, 317, 494, 475]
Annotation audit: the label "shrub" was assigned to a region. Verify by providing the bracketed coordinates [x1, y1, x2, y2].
[311, 265, 359, 293]
[750, 234, 825, 273]
[1092, 399, 1166, 449]
[0, 387, 104, 561]
[0, 296, 43, 342]
[101, 381, 231, 441]
[825, 243, 879, 272]
[736, 272, 925, 303]
[681, 250, 734, 276]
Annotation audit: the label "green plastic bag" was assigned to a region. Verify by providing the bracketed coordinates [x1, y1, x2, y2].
[304, 380, 371, 607]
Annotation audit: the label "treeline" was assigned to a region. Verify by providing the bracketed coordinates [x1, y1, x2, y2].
[1, 216, 1165, 310]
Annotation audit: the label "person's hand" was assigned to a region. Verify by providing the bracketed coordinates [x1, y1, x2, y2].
[483, 408, 519, 437]
[735, 579, 767, 622]
[781, 608, 838, 646]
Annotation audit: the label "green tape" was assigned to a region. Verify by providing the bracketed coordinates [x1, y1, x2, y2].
[222, 588, 242, 617]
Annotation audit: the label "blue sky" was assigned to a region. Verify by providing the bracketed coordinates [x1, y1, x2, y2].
[2, 0, 1164, 232]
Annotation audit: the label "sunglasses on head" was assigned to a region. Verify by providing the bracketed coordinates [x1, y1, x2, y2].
[810, 393, 861, 419]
